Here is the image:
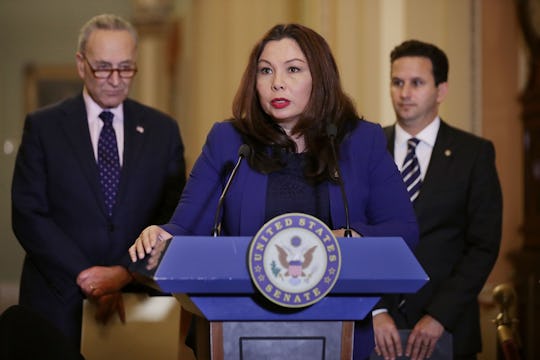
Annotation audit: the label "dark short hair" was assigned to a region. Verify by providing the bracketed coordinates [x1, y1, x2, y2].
[390, 40, 448, 85]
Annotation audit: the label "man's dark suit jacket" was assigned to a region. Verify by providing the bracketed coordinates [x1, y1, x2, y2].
[381, 120, 502, 356]
[11, 94, 186, 346]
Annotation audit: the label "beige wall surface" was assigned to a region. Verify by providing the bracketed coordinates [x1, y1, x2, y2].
[173, 0, 479, 165]
[481, 0, 523, 285]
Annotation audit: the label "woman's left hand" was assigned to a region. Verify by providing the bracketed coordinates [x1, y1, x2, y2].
[128, 225, 172, 262]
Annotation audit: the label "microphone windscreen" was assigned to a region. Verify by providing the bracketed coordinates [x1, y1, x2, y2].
[326, 123, 338, 138]
[238, 144, 251, 158]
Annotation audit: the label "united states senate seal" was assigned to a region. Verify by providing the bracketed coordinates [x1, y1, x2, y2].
[248, 213, 341, 308]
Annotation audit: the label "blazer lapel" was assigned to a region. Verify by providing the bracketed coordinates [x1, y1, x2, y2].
[238, 166, 267, 235]
[60, 95, 106, 213]
[384, 125, 396, 155]
[116, 101, 146, 206]
[415, 121, 454, 208]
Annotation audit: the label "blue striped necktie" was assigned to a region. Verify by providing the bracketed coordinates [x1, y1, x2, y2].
[402, 138, 422, 202]
[98, 111, 120, 217]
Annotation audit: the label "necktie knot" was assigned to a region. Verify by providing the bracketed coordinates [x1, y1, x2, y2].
[99, 111, 114, 126]
[407, 137, 420, 150]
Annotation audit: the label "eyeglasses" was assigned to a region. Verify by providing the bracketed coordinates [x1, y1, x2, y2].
[83, 56, 138, 79]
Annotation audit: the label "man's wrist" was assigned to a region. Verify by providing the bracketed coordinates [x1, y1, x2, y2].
[113, 265, 134, 287]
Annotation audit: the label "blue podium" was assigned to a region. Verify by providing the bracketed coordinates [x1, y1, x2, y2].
[131, 236, 428, 359]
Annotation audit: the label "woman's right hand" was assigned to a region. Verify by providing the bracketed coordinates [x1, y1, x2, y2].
[128, 225, 172, 262]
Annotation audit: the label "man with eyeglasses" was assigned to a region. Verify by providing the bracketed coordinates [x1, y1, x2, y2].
[11, 14, 186, 348]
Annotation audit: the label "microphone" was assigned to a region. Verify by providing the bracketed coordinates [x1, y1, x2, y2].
[327, 123, 353, 238]
[211, 144, 251, 236]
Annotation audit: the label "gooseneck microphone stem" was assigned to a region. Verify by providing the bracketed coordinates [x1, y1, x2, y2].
[327, 123, 353, 238]
[211, 144, 251, 237]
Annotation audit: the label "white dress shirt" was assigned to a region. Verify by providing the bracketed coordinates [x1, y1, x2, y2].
[83, 88, 124, 166]
[393, 117, 441, 180]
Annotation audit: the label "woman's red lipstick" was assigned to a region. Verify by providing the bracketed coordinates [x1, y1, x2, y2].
[271, 98, 290, 109]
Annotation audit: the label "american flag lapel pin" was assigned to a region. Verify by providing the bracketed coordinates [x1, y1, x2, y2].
[136, 126, 144, 134]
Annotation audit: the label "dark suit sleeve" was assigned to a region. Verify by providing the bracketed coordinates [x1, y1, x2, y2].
[426, 140, 502, 329]
[12, 114, 93, 294]
[150, 118, 186, 225]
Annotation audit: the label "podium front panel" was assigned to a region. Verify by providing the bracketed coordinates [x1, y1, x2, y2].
[216, 321, 351, 360]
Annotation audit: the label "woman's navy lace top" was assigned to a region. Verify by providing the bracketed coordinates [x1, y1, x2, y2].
[264, 152, 331, 226]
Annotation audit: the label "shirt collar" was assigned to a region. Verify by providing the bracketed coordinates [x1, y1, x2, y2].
[82, 87, 123, 121]
[395, 116, 440, 148]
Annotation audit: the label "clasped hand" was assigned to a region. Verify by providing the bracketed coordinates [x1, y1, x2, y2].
[373, 313, 444, 360]
[76, 265, 132, 324]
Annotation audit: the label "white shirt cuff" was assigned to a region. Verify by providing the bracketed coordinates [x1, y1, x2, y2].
[371, 308, 388, 317]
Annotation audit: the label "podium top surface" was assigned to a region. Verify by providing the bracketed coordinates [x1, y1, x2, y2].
[135, 236, 428, 296]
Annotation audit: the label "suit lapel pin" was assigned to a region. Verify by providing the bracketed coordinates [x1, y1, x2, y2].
[444, 149, 452, 157]
[136, 126, 144, 134]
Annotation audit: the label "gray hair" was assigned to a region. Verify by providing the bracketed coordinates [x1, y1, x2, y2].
[77, 14, 138, 54]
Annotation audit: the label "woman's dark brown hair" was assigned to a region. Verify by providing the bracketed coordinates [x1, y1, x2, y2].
[232, 23, 359, 182]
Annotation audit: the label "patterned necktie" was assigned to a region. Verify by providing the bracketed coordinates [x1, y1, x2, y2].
[98, 111, 120, 217]
[401, 138, 422, 202]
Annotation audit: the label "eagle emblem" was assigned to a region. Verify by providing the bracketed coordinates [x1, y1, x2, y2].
[275, 236, 316, 284]
[248, 213, 341, 308]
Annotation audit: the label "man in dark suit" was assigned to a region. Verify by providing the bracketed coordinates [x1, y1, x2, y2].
[372, 40, 502, 360]
[11, 14, 186, 348]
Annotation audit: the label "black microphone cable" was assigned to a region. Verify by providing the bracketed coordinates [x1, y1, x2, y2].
[211, 144, 251, 237]
[327, 123, 353, 237]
